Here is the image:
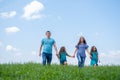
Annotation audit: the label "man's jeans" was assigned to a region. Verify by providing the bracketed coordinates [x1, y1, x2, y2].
[42, 52, 52, 65]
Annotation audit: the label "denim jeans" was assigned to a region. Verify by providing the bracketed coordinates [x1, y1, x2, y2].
[42, 52, 52, 65]
[77, 53, 86, 67]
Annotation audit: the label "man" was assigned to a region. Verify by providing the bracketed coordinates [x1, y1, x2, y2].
[39, 31, 58, 65]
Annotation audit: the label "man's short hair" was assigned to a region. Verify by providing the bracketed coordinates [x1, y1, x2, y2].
[46, 31, 51, 34]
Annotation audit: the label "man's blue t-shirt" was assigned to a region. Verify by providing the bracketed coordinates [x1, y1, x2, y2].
[41, 38, 55, 54]
[76, 43, 89, 57]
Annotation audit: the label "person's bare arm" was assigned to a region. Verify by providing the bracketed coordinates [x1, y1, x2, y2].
[86, 49, 92, 58]
[66, 53, 73, 58]
[98, 55, 100, 63]
[86, 49, 90, 54]
[53, 44, 59, 58]
[73, 48, 78, 58]
[39, 44, 42, 56]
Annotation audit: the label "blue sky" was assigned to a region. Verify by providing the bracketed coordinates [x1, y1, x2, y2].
[0, 0, 120, 65]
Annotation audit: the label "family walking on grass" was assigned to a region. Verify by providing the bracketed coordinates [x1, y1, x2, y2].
[39, 31, 100, 67]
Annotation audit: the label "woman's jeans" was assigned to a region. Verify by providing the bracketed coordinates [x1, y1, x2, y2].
[77, 53, 86, 67]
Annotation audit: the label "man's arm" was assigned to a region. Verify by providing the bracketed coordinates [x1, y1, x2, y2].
[39, 44, 42, 56]
[53, 44, 59, 58]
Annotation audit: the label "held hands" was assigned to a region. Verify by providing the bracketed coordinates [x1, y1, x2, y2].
[56, 53, 60, 59]
[72, 54, 75, 58]
[70, 55, 75, 58]
[89, 55, 92, 59]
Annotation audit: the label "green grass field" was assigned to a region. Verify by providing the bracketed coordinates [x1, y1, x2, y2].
[0, 63, 120, 80]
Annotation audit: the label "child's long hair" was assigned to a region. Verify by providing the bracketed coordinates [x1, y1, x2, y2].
[59, 46, 67, 55]
[77, 36, 87, 45]
[90, 46, 98, 56]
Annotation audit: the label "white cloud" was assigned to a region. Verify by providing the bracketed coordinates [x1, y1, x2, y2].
[5, 26, 20, 34]
[77, 32, 83, 37]
[6, 45, 19, 52]
[100, 50, 120, 65]
[0, 41, 3, 48]
[15, 52, 22, 57]
[0, 11, 16, 18]
[22, 0, 45, 20]
[94, 32, 101, 38]
[31, 51, 37, 55]
[95, 32, 100, 36]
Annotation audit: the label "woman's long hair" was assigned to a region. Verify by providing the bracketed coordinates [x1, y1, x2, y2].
[77, 36, 87, 45]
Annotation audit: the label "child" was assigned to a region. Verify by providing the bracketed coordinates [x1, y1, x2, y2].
[73, 36, 91, 67]
[90, 46, 100, 67]
[39, 31, 59, 65]
[59, 46, 73, 65]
